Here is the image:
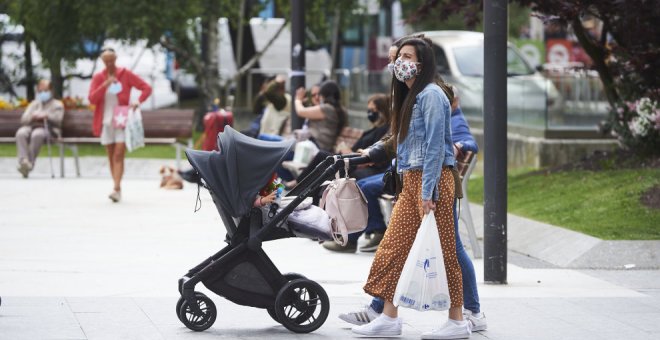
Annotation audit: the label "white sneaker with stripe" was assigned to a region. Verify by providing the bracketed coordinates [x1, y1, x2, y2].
[338, 304, 381, 325]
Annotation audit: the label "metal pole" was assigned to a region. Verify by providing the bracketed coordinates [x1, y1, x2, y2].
[483, 0, 508, 284]
[290, 0, 306, 130]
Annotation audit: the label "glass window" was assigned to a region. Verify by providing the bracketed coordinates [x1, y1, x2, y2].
[506, 47, 533, 76]
[453, 46, 484, 76]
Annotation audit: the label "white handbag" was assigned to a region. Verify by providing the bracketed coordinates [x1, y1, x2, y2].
[125, 108, 145, 152]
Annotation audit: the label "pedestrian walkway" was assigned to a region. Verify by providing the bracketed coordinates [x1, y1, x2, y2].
[1, 157, 659, 339]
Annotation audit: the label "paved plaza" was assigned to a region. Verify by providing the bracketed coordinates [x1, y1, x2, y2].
[1, 157, 659, 340]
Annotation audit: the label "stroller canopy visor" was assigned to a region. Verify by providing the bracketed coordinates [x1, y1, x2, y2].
[186, 127, 294, 217]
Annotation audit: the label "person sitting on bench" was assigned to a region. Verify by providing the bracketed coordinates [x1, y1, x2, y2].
[15, 79, 64, 178]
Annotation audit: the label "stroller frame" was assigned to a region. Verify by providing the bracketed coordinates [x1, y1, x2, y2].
[177, 154, 369, 333]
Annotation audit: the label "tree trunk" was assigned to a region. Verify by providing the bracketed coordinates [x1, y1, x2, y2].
[329, 8, 341, 81]
[50, 57, 64, 99]
[571, 17, 619, 106]
[194, 11, 222, 131]
[24, 35, 35, 101]
[234, 0, 247, 108]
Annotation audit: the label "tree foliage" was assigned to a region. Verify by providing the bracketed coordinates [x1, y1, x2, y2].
[6, 0, 107, 97]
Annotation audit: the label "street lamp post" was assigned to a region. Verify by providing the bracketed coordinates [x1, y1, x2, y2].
[290, 0, 305, 130]
[483, 0, 508, 284]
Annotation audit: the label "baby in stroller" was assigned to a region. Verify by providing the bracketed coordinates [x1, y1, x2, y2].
[254, 173, 334, 241]
[176, 127, 368, 334]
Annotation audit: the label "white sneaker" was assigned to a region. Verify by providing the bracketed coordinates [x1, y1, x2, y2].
[339, 305, 381, 325]
[352, 314, 402, 337]
[463, 310, 487, 332]
[421, 319, 471, 339]
[108, 191, 121, 203]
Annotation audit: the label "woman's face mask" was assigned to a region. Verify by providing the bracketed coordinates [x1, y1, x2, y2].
[393, 58, 419, 83]
[367, 109, 379, 123]
[108, 81, 122, 94]
[37, 91, 52, 102]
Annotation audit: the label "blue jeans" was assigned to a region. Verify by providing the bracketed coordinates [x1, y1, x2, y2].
[348, 173, 388, 243]
[369, 198, 480, 314]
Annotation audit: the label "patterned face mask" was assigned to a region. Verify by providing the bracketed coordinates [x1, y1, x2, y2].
[386, 62, 395, 75]
[393, 58, 419, 83]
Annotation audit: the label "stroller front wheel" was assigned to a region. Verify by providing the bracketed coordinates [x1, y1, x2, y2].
[176, 292, 208, 323]
[274, 278, 329, 333]
[178, 293, 217, 331]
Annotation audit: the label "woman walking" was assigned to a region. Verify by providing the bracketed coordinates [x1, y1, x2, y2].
[88, 48, 152, 202]
[352, 37, 470, 339]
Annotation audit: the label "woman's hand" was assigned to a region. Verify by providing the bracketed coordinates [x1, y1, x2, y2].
[295, 87, 307, 101]
[422, 200, 436, 215]
[103, 75, 116, 87]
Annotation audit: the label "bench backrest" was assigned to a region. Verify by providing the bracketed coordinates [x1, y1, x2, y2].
[334, 126, 364, 152]
[0, 110, 23, 138]
[456, 150, 475, 179]
[62, 109, 194, 138]
[0, 109, 194, 139]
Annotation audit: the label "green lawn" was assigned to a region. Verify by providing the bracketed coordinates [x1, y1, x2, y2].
[0, 143, 181, 159]
[0, 131, 203, 159]
[467, 169, 660, 240]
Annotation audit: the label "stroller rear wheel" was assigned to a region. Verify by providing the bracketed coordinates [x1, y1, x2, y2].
[274, 278, 329, 333]
[178, 293, 217, 331]
[176, 292, 208, 323]
[267, 273, 307, 323]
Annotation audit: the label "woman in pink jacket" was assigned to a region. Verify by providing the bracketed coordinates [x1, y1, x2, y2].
[88, 48, 152, 202]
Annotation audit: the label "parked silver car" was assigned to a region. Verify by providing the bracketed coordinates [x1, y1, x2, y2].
[420, 31, 563, 127]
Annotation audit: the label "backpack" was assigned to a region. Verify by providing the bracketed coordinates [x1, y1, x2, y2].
[202, 109, 234, 151]
[319, 160, 369, 246]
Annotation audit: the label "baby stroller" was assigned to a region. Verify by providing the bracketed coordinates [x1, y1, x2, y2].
[177, 127, 369, 333]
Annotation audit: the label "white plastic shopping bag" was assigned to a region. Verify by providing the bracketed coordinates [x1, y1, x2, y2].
[393, 211, 450, 311]
[124, 108, 145, 152]
[292, 140, 319, 166]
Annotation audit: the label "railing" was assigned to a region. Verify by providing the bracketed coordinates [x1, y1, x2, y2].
[543, 66, 609, 130]
[238, 66, 610, 133]
[348, 67, 610, 131]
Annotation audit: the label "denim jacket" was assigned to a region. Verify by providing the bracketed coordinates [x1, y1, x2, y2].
[369, 83, 454, 201]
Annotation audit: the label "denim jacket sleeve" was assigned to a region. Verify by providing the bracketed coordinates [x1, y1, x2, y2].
[420, 87, 451, 201]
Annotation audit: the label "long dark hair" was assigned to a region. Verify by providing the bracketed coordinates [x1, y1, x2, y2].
[390, 37, 437, 141]
[319, 80, 347, 132]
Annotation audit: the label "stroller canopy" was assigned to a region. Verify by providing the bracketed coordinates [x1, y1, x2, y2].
[186, 127, 294, 218]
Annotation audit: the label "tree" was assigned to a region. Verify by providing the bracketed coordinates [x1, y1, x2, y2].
[6, 1, 106, 98]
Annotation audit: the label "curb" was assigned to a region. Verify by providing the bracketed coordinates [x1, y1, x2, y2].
[468, 203, 660, 269]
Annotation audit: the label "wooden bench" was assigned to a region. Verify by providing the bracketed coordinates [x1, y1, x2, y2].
[0, 108, 194, 177]
[377, 152, 482, 258]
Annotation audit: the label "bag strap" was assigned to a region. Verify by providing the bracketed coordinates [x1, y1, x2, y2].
[344, 158, 350, 178]
[330, 219, 346, 246]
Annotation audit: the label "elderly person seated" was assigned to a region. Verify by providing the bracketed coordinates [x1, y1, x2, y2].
[15, 79, 64, 178]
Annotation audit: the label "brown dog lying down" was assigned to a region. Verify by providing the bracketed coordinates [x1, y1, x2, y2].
[160, 165, 183, 190]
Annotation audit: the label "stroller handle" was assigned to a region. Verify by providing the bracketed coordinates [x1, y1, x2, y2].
[335, 153, 371, 166]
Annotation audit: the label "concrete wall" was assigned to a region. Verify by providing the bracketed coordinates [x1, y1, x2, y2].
[471, 128, 619, 169]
